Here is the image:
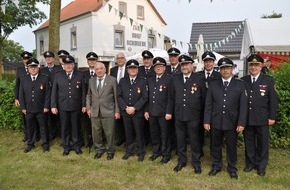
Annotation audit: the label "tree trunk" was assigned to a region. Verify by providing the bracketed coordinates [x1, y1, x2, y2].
[48, 0, 61, 62]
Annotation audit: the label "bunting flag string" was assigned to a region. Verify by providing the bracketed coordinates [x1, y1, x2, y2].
[105, 3, 245, 51]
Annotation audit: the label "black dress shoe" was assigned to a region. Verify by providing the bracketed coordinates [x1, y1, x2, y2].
[149, 154, 160, 161]
[257, 170, 266, 176]
[208, 169, 221, 176]
[173, 164, 185, 172]
[22, 137, 28, 142]
[194, 167, 202, 174]
[23, 146, 34, 153]
[75, 148, 83, 155]
[160, 158, 170, 164]
[63, 149, 70, 156]
[229, 172, 238, 179]
[107, 153, 114, 160]
[122, 153, 132, 160]
[115, 140, 125, 146]
[94, 152, 104, 159]
[43, 146, 50, 152]
[138, 156, 144, 162]
[244, 166, 254, 172]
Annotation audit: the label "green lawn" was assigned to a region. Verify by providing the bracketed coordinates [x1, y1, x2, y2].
[0, 129, 289, 190]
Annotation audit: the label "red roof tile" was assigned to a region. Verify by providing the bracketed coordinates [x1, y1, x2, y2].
[35, 0, 166, 31]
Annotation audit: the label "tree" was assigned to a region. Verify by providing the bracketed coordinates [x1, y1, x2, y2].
[48, 0, 61, 58]
[3, 38, 24, 62]
[261, 11, 282, 18]
[0, 0, 49, 75]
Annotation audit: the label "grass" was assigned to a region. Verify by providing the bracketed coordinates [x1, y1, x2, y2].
[0, 129, 289, 190]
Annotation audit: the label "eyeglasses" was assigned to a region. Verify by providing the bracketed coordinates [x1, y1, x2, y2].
[117, 57, 125, 60]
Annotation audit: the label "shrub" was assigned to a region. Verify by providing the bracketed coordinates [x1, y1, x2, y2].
[270, 62, 290, 148]
[0, 78, 22, 130]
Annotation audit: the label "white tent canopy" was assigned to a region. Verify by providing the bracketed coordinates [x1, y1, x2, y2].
[241, 18, 290, 58]
[126, 48, 169, 63]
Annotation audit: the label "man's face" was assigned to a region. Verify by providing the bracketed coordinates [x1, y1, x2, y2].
[204, 59, 215, 71]
[45, 57, 54, 65]
[154, 65, 166, 76]
[94, 63, 106, 78]
[169, 55, 179, 66]
[87, 59, 97, 69]
[181, 63, 192, 75]
[63, 63, 74, 73]
[127, 67, 138, 77]
[23, 58, 29, 66]
[249, 63, 262, 77]
[143, 58, 152, 68]
[28, 66, 39, 76]
[219, 66, 233, 80]
[265, 61, 271, 67]
[116, 56, 126, 67]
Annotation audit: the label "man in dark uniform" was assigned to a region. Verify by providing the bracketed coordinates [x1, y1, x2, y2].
[40, 51, 62, 140]
[138, 50, 155, 78]
[204, 57, 248, 179]
[110, 52, 128, 146]
[171, 55, 206, 174]
[51, 55, 86, 156]
[242, 54, 278, 176]
[197, 51, 221, 156]
[82, 52, 98, 149]
[261, 57, 272, 74]
[14, 51, 32, 142]
[166, 47, 181, 75]
[144, 57, 173, 164]
[57, 49, 69, 69]
[117, 59, 148, 162]
[19, 58, 50, 153]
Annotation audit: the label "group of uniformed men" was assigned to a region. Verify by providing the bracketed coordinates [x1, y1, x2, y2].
[14, 47, 278, 179]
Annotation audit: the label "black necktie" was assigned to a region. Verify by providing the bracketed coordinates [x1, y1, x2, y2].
[32, 76, 36, 81]
[131, 79, 134, 85]
[224, 81, 229, 88]
[67, 73, 70, 80]
[97, 79, 102, 93]
[156, 77, 160, 83]
[90, 71, 94, 78]
[207, 72, 210, 79]
[172, 67, 176, 73]
[252, 77, 256, 84]
[185, 77, 189, 83]
[49, 67, 53, 72]
[145, 68, 149, 75]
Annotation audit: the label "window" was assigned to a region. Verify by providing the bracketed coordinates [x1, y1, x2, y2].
[114, 24, 125, 49]
[70, 26, 77, 50]
[148, 35, 155, 49]
[137, 5, 144, 20]
[39, 39, 44, 55]
[119, 2, 127, 16]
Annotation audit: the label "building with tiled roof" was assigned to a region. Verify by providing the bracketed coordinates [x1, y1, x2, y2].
[34, 0, 167, 69]
[189, 21, 244, 59]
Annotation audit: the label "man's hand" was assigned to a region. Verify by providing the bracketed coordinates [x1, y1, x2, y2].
[115, 112, 121, 119]
[44, 108, 49, 113]
[126, 106, 136, 115]
[87, 109, 91, 118]
[144, 112, 149, 120]
[268, 119, 275, 126]
[204, 124, 210, 131]
[82, 107, 87, 113]
[236, 126, 245, 133]
[22, 109, 27, 115]
[15, 99, 20, 106]
[51, 108, 58, 115]
[165, 114, 172, 120]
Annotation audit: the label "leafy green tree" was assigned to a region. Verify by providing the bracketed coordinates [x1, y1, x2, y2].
[0, 0, 49, 74]
[261, 11, 282, 18]
[3, 38, 24, 62]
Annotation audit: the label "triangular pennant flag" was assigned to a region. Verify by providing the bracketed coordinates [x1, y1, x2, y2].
[218, 41, 221, 47]
[158, 33, 161, 38]
[205, 44, 208, 49]
[129, 18, 133, 26]
[1, 4, 6, 14]
[108, 4, 112, 12]
[187, 43, 192, 50]
[180, 41, 183, 48]
[222, 39, 226, 44]
[226, 37, 229, 42]
[119, 12, 124, 20]
[172, 40, 176, 45]
[140, 24, 143, 32]
[188, 0, 192, 2]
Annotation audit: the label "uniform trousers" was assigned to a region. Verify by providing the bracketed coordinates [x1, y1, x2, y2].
[47, 111, 59, 140]
[210, 128, 238, 173]
[122, 116, 145, 157]
[83, 113, 93, 147]
[244, 125, 269, 171]
[25, 112, 49, 148]
[175, 119, 201, 167]
[115, 116, 126, 144]
[149, 116, 171, 159]
[91, 117, 115, 154]
[59, 110, 82, 150]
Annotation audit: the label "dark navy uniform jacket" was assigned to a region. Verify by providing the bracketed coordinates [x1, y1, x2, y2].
[197, 70, 221, 89]
[51, 70, 86, 111]
[83, 69, 95, 95]
[14, 66, 28, 100]
[117, 76, 148, 117]
[166, 64, 181, 76]
[145, 74, 173, 116]
[171, 73, 206, 121]
[241, 74, 278, 126]
[204, 78, 248, 130]
[138, 66, 155, 78]
[19, 74, 51, 113]
[40, 64, 62, 82]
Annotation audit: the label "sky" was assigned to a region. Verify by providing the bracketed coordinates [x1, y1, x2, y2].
[8, 0, 290, 52]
